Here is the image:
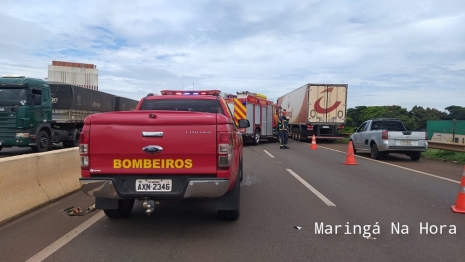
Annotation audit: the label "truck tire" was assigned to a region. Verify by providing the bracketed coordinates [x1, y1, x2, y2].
[32, 130, 51, 153]
[297, 127, 303, 142]
[63, 131, 80, 148]
[215, 170, 241, 221]
[0, 146, 2, 152]
[370, 143, 381, 160]
[409, 152, 421, 161]
[103, 199, 135, 218]
[253, 129, 261, 145]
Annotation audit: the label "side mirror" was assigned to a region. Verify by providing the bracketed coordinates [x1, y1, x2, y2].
[33, 95, 42, 105]
[238, 119, 250, 128]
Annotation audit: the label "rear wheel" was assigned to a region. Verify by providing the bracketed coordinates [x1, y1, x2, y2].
[0, 146, 2, 152]
[409, 152, 421, 161]
[63, 131, 80, 148]
[32, 130, 51, 153]
[103, 199, 135, 218]
[370, 143, 381, 160]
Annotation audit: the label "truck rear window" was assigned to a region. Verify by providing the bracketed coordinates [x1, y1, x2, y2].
[140, 99, 224, 114]
[371, 121, 406, 131]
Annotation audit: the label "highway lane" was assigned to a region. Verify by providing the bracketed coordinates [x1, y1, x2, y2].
[260, 140, 465, 260]
[0, 140, 464, 261]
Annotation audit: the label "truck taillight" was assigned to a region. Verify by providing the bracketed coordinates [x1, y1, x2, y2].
[338, 125, 344, 129]
[382, 130, 388, 140]
[307, 125, 314, 130]
[79, 131, 89, 168]
[218, 132, 232, 168]
[425, 131, 428, 140]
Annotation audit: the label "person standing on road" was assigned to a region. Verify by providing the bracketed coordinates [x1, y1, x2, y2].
[279, 109, 290, 149]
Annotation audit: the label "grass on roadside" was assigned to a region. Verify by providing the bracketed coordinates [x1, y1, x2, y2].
[422, 149, 465, 165]
[334, 138, 350, 144]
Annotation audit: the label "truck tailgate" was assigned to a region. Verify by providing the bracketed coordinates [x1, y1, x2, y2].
[389, 131, 426, 146]
[87, 111, 218, 175]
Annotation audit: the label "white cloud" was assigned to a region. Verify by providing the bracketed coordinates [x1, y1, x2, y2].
[0, 0, 464, 112]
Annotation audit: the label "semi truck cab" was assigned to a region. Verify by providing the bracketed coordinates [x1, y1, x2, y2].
[0, 75, 54, 152]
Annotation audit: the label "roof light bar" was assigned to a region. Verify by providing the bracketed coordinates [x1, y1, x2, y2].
[160, 90, 221, 96]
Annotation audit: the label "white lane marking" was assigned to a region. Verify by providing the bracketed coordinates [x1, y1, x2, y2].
[26, 211, 105, 262]
[286, 169, 336, 207]
[263, 150, 275, 158]
[320, 146, 460, 184]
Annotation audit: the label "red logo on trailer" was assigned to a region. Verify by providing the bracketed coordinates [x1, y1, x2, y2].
[314, 87, 341, 114]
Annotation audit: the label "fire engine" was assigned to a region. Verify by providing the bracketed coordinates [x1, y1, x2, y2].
[224, 91, 279, 145]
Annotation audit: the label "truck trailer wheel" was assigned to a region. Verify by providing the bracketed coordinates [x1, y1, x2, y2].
[103, 199, 135, 218]
[32, 130, 51, 153]
[63, 131, 80, 148]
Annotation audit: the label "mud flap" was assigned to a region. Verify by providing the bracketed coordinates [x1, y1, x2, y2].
[213, 176, 240, 211]
[96, 197, 119, 210]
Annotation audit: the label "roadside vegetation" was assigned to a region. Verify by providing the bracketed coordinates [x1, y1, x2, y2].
[422, 149, 465, 165]
[342, 105, 465, 131]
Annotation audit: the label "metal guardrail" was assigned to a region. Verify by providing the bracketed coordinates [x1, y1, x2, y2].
[427, 141, 465, 153]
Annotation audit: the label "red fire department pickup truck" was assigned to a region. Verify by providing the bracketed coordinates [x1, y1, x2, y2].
[78, 90, 250, 221]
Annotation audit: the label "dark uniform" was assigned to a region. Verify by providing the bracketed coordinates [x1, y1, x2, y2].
[278, 115, 289, 149]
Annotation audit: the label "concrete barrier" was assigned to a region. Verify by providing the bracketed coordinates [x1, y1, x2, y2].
[0, 148, 81, 225]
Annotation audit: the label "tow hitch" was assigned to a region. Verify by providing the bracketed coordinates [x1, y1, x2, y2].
[142, 199, 159, 216]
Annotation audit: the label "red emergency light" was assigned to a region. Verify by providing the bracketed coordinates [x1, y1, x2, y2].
[160, 90, 221, 96]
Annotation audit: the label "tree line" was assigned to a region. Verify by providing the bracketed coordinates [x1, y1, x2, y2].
[345, 105, 465, 132]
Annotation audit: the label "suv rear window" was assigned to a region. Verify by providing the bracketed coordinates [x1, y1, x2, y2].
[140, 99, 224, 114]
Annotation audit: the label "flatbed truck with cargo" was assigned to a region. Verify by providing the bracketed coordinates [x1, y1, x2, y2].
[0, 76, 138, 152]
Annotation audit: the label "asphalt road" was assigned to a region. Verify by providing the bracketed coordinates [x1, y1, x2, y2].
[1, 139, 465, 262]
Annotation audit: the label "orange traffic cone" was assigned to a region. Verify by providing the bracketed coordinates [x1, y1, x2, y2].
[451, 166, 465, 213]
[310, 135, 318, 150]
[343, 141, 358, 165]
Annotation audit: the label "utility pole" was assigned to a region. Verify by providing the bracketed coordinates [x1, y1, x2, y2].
[192, 82, 194, 90]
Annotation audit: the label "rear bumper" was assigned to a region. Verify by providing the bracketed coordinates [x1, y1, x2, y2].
[378, 140, 428, 152]
[79, 177, 230, 200]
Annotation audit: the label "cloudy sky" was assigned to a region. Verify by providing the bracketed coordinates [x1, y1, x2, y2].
[1, 0, 464, 112]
